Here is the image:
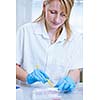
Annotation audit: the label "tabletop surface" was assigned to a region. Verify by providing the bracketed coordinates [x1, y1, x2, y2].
[16, 83, 83, 100]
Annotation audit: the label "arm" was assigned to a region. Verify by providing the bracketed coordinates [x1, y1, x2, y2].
[16, 64, 49, 84]
[68, 69, 80, 83]
[16, 64, 28, 82]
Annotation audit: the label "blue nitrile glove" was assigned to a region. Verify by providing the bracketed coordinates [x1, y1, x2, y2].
[26, 69, 49, 84]
[55, 76, 76, 93]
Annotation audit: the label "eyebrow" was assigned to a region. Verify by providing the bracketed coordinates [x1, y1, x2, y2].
[48, 8, 65, 13]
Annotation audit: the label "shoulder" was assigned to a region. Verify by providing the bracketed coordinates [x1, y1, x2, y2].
[17, 22, 36, 31]
[70, 25, 83, 42]
[17, 22, 42, 34]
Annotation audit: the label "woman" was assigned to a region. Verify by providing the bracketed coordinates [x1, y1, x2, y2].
[16, 0, 82, 92]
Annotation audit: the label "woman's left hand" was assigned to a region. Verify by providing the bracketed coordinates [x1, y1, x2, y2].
[55, 76, 76, 93]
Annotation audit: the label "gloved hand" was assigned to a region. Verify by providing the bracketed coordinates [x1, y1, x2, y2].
[55, 76, 76, 93]
[26, 69, 49, 84]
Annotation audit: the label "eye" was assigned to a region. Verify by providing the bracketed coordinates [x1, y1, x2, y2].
[60, 12, 67, 17]
[49, 10, 57, 14]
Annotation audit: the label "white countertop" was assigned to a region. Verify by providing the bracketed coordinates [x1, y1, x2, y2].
[16, 83, 83, 100]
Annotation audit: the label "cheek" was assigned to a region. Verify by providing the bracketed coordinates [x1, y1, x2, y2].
[61, 18, 67, 24]
[45, 13, 53, 25]
[46, 12, 53, 20]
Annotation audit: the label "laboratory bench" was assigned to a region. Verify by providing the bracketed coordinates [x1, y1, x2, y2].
[16, 82, 83, 100]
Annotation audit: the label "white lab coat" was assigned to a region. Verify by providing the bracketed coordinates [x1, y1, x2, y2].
[16, 21, 83, 85]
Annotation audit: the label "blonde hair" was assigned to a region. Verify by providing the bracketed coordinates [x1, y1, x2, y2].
[33, 0, 74, 41]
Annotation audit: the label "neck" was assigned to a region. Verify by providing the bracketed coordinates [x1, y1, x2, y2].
[46, 26, 56, 35]
[48, 31, 56, 43]
[45, 22, 57, 42]
[45, 20, 56, 34]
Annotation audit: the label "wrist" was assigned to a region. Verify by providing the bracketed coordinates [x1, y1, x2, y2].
[26, 73, 34, 84]
[26, 74, 30, 84]
[65, 76, 76, 85]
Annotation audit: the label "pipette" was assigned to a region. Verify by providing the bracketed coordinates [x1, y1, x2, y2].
[36, 65, 39, 69]
[35, 65, 54, 87]
[46, 78, 54, 87]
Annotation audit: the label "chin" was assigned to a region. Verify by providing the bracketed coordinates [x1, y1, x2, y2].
[50, 25, 59, 29]
[51, 27, 58, 30]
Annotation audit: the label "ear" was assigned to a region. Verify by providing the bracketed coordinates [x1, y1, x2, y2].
[43, 1, 47, 12]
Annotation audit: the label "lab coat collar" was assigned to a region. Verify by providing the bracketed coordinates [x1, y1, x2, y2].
[56, 26, 67, 43]
[33, 21, 68, 42]
[33, 20, 50, 39]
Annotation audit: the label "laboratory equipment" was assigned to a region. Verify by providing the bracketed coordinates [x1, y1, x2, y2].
[32, 88, 62, 100]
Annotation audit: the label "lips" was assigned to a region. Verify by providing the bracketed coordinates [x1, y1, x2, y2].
[51, 21, 60, 26]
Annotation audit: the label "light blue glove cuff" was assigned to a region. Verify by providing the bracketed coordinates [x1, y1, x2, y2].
[26, 73, 36, 84]
[64, 76, 75, 85]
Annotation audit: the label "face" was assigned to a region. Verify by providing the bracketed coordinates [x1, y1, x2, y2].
[44, 0, 67, 31]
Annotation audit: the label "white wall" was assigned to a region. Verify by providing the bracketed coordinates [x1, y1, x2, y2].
[32, 0, 43, 21]
[16, 0, 32, 29]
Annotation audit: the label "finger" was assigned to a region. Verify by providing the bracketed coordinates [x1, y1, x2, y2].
[55, 78, 64, 87]
[58, 80, 66, 91]
[65, 83, 75, 92]
[33, 70, 41, 81]
[64, 84, 72, 92]
[35, 70, 48, 83]
[39, 70, 49, 79]
[67, 84, 75, 92]
[60, 83, 70, 93]
[64, 83, 70, 90]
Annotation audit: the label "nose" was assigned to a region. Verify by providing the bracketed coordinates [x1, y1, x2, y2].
[54, 14, 60, 24]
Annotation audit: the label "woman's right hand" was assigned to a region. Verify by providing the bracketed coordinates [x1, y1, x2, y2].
[26, 69, 49, 84]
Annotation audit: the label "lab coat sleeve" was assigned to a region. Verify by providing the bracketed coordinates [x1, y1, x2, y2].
[69, 33, 83, 70]
[16, 26, 24, 65]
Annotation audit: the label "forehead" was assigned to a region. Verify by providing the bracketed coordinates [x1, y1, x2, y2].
[47, 0, 65, 11]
